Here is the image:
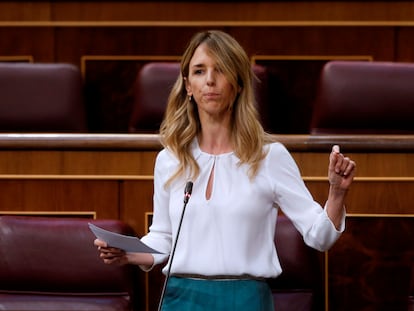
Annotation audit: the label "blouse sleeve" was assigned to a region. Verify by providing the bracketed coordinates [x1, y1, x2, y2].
[266, 143, 344, 251]
[140, 149, 175, 267]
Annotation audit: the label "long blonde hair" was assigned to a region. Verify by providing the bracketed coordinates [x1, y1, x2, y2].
[159, 30, 272, 185]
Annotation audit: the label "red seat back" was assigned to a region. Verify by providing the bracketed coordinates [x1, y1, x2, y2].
[0, 63, 87, 132]
[311, 60, 414, 134]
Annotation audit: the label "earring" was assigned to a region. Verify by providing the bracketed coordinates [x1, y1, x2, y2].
[189, 95, 192, 102]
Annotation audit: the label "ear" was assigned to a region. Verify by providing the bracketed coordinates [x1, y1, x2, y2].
[184, 77, 192, 96]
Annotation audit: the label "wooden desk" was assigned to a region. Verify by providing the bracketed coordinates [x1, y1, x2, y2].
[1, 134, 413, 311]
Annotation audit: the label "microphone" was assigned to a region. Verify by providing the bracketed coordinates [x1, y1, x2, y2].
[183, 181, 193, 204]
[157, 181, 193, 311]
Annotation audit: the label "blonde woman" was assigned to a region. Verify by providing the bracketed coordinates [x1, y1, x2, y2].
[95, 30, 356, 311]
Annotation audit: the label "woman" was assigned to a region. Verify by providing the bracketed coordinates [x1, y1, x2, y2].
[95, 30, 356, 311]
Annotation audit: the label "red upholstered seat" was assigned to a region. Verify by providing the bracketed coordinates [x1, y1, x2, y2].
[0, 216, 142, 311]
[269, 214, 324, 311]
[310, 60, 414, 134]
[0, 63, 87, 132]
[128, 62, 270, 133]
[128, 62, 179, 133]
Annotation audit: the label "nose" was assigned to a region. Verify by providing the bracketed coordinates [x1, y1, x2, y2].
[206, 69, 216, 86]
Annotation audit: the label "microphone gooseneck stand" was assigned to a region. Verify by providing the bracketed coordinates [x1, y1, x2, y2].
[157, 181, 193, 311]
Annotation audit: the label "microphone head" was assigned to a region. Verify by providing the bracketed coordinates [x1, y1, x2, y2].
[184, 181, 193, 194]
[184, 181, 193, 203]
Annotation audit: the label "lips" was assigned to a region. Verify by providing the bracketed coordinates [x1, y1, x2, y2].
[204, 92, 220, 100]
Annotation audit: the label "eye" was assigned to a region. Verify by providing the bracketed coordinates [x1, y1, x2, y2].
[193, 69, 203, 75]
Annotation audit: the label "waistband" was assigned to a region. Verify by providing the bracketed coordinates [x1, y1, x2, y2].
[171, 273, 266, 281]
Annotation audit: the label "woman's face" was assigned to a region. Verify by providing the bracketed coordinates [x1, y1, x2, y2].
[185, 43, 237, 121]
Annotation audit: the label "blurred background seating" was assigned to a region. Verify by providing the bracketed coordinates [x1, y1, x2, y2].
[268, 214, 324, 311]
[0, 63, 87, 133]
[128, 62, 179, 133]
[310, 60, 414, 135]
[0, 215, 142, 311]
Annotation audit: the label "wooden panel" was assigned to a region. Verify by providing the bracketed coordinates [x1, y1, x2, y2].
[46, 2, 414, 22]
[0, 179, 120, 219]
[294, 152, 414, 177]
[53, 26, 398, 64]
[122, 180, 161, 311]
[306, 180, 414, 215]
[0, 2, 51, 21]
[55, 27, 203, 63]
[0, 27, 55, 62]
[0, 210, 96, 218]
[0, 55, 33, 62]
[397, 27, 414, 62]
[121, 179, 154, 236]
[0, 150, 157, 175]
[328, 216, 414, 311]
[232, 27, 394, 60]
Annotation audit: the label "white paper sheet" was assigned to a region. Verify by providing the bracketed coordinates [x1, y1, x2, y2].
[89, 223, 163, 254]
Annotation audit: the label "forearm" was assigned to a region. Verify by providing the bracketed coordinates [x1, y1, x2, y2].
[326, 185, 347, 230]
[126, 252, 154, 269]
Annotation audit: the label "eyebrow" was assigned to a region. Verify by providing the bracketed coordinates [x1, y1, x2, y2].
[190, 63, 205, 69]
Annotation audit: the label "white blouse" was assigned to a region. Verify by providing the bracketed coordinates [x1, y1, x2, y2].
[140, 140, 344, 278]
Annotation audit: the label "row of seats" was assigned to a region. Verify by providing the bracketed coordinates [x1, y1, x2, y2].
[1, 60, 414, 134]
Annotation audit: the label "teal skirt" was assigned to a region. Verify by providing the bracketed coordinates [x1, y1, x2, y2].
[161, 276, 274, 311]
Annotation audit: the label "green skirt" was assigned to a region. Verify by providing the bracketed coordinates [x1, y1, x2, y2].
[161, 276, 274, 311]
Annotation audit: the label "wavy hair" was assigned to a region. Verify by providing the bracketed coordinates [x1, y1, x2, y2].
[159, 30, 272, 186]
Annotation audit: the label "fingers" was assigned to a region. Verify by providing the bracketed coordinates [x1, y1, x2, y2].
[97, 245, 124, 257]
[102, 257, 123, 265]
[98, 246, 126, 264]
[100, 250, 123, 259]
[330, 145, 356, 177]
[338, 157, 354, 177]
[94, 238, 126, 265]
[343, 156, 356, 176]
[98, 246, 122, 254]
[329, 145, 340, 173]
[100, 251, 125, 265]
[94, 238, 107, 247]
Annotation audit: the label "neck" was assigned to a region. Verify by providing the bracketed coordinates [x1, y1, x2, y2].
[197, 110, 233, 154]
[198, 126, 232, 155]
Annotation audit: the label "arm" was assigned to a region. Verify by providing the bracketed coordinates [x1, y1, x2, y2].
[326, 145, 356, 229]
